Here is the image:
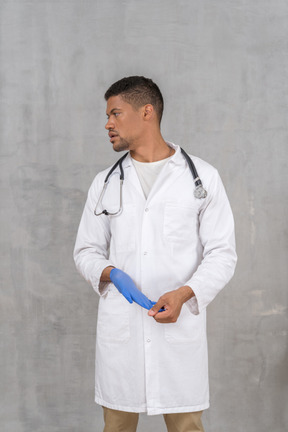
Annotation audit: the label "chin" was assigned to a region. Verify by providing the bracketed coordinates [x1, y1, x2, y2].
[113, 141, 130, 152]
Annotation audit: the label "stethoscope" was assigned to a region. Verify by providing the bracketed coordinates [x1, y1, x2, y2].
[94, 147, 207, 216]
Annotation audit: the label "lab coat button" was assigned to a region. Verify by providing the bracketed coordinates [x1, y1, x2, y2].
[147, 339, 151, 343]
[145, 208, 149, 212]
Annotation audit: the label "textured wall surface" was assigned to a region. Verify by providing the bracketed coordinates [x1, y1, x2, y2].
[1, 1, 287, 431]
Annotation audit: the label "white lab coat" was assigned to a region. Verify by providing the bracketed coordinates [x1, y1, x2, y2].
[74, 142, 237, 415]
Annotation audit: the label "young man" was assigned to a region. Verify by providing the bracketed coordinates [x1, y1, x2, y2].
[74, 76, 237, 432]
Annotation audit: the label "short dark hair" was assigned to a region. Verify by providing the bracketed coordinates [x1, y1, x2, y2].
[105, 76, 164, 123]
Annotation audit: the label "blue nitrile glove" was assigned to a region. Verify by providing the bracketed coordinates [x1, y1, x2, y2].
[110, 268, 155, 310]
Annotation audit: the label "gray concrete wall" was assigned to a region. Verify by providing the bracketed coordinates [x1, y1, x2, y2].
[1, 1, 287, 431]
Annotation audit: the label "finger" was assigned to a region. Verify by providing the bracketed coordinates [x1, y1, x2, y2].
[153, 308, 175, 323]
[148, 298, 166, 316]
[153, 308, 178, 324]
[123, 293, 133, 304]
[133, 297, 153, 310]
[134, 294, 155, 310]
[143, 298, 156, 310]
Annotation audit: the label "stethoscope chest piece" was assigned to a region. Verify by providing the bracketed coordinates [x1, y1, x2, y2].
[194, 184, 207, 199]
[94, 148, 207, 216]
[180, 148, 207, 199]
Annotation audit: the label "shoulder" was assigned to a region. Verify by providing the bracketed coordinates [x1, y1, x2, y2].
[87, 153, 131, 199]
[90, 155, 126, 189]
[169, 142, 218, 178]
[185, 154, 227, 201]
[187, 153, 219, 179]
[86, 165, 114, 201]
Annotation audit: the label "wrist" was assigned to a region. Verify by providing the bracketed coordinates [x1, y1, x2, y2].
[100, 266, 115, 282]
[177, 286, 195, 303]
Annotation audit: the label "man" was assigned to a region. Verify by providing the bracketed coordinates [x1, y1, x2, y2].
[74, 76, 237, 432]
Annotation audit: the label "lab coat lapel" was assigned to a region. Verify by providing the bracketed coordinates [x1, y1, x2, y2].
[119, 144, 184, 204]
[122, 154, 146, 202]
[145, 145, 184, 205]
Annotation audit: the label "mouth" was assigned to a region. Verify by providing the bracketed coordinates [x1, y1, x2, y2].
[108, 131, 118, 142]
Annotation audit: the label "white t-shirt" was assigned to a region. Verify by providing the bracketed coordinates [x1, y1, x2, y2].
[132, 156, 172, 198]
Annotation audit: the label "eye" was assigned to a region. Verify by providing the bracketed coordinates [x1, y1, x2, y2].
[114, 112, 120, 117]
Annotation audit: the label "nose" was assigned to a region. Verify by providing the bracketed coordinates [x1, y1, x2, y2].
[105, 117, 114, 130]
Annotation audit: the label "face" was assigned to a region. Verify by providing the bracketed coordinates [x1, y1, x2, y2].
[105, 95, 144, 152]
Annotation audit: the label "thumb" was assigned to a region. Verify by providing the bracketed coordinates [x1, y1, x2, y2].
[148, 299, 165, 316]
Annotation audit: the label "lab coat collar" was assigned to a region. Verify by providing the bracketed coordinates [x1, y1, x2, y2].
[119, 141, 184, 171]
[166, 141, 184, 166]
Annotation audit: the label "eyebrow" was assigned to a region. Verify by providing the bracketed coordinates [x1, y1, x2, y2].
[106, 107, 121, 116]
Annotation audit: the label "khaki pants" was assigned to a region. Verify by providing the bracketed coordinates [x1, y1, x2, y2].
[103, 406, 205, 432]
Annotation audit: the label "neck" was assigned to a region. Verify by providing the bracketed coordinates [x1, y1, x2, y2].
[130, 133, 175, 163]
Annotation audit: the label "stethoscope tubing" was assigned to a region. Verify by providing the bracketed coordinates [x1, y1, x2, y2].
[180, 148, 201, 187]
[94, 147, 207, 216]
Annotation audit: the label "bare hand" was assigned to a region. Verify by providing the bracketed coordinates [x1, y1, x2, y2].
[148, 286, 194, 323]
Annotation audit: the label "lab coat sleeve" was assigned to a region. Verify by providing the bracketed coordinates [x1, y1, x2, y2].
[185, 169, 237, 315]
[73, 175, 114, 296]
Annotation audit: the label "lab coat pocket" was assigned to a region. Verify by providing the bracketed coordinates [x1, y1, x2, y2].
[163, 203, 198, 245]
[164, 304, 200, 344]
[109, 204, 136, 253]
[97, 289, 131, 343]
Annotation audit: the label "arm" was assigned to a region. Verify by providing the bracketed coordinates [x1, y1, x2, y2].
[73, 176, 115, 296]
[185, 170, 237, 315]
[74, 177, 155, 309]
[149, 168, 237, 322]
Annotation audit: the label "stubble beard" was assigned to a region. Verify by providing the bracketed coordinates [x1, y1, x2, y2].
[113, 136, 130, 152]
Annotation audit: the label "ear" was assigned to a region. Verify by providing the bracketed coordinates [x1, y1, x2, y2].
[143, 104, 154, 121]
